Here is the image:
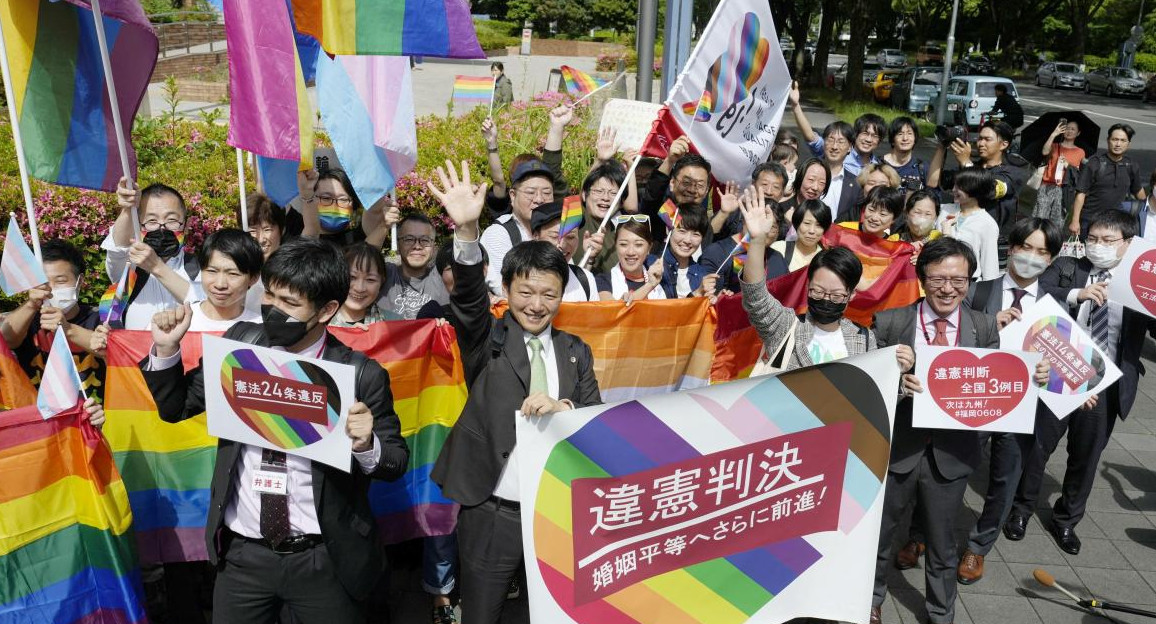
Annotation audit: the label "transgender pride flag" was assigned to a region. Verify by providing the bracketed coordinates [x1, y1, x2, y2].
[0, 217, 47, 296]
[37, 327, 85, 419]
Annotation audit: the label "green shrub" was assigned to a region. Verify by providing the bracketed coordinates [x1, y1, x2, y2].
[473, 18, 521, 51]
[1083, 54, 1113, 69]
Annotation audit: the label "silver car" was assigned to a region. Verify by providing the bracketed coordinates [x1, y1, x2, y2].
[1084, 66, 1145, 97]
[1035, 61, 1086, 89]
[876, 48, 907, 68]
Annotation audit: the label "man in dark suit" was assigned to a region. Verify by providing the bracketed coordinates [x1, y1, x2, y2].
[426, 161, 602, 624]
[1007, 209, 1149, 555]
[142, 238, 409, 623]
[871, 238, 1001, 624]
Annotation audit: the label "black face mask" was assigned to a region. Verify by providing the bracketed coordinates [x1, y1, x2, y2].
[807, 297, 848, 325]
[142, 228, 182, 259]
[261, 304, 312, 347]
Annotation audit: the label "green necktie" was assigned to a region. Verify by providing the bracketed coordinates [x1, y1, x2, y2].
[528, 336, 548, 395]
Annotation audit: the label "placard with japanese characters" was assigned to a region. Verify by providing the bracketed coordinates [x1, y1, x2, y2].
[518, 347, 901, 624]
[203, 335, 356, 471]
[999, 295, 1122, 419]
[913, 345, 1041, 434]
[1107, 235, 1156, 319]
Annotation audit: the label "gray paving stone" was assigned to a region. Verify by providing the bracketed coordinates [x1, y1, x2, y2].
[1084, 487, 1142, 514]
[1113, 433, 1156, 453]
[1089, 511, 1156, 541]
[1025, 596, 1107, 624]
[956, 559, 1021, 596]
[1056, 537, 1130, 570]
[996, 533, 1069, 565]
[1119, 540, 1156, 572]
[957, 593, 1042, 624]
[1072, 567, 1156, 605]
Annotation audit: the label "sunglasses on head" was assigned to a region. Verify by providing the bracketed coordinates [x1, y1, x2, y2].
[612, 214, 651, 225]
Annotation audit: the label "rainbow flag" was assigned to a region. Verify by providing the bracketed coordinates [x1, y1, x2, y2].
[730, 233, 751, 274]
[822, 224, 921, 325]
[0, 401, 147, 623]
[225, 0, 314, 169]
[558, 195, 585, 238]
[290, 0, 484, 58]
[657, 198, 681, 230]
[452, 75, 495, 104]
[680, 89, 714, 122]
[0, 0, 156, 192]
[0, 217, 47, 296]
[0, 339, 37, 411]
[36, 328, 85, 420]
[99, 263, 136, 326]
[560, 65, 608, 96]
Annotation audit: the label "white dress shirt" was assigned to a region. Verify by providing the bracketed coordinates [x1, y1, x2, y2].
[1000, 274, 1039, 310]
[1066, 267, 1124, 362]
[479, 214, 531, 296]
[101, 230, 205, 330]
[917, 300, 961, 346]
[822, 168, 845, 217]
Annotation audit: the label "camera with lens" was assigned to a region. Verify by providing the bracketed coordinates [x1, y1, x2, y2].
[900, 176, 925, 192]
[935, 124, 966, 146]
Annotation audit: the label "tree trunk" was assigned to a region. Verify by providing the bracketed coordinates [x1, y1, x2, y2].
[841, 0, 871, 100]
[808, 0, 838, 87]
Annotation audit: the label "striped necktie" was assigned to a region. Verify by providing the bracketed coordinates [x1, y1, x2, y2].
[1089, 271, 1112, 352]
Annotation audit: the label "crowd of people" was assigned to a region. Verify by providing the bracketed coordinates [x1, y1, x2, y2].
[8, 81, 1155, 624]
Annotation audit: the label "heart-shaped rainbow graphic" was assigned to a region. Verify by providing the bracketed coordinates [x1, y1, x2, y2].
[531, 361, 892, 623]
[220, 348, 341, 449]
[1023, 316, 1108, 394]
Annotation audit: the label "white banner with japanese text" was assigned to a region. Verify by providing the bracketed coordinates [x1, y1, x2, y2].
[912, 345, 1042, 434]
[517, 348, 899, 624]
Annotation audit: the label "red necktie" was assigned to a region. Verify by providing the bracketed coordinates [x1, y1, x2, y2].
[932, 318, 949, 346]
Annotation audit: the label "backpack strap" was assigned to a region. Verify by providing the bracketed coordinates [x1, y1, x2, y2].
[1054, 255, 1079, 289]
[970, 279, 997, 314]
[783, 241, 796, 267]
[183, 253, 200, 282]
[570, 266, 592, 300]
[501, 218, 522, 246]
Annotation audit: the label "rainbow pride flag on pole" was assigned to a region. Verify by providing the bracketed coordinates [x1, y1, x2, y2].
[560, 65, 608, 96]
[452, 75, 495, 104]
[657, 198, 681, 230]
[0, 401, 147, 623]
[99, 263, 136, 326]
[558, 195, 585, 238]
[0, 216, 47, 296]
[290, 0, 484, 58]
[0, 0, 156, 192]
[225, 0, 314, 169]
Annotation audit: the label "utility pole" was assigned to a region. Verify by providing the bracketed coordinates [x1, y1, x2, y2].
[934, 0, 959, 125]
[661, 0, 693, 100]
[637, 0, 658, 102]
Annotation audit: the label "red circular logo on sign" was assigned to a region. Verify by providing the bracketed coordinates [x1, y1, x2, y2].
[926, 350, 1031, 428]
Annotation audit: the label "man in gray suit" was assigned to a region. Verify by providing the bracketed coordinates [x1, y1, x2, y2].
[426, 161, 603, 624]
[870, 237, 1001, 624]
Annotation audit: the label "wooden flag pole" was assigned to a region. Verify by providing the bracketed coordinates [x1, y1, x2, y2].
[577, 154, 641, 267]
[236, 148, 249, 231]
[89, 0, 140, 236]
[0, 19, 41, 260]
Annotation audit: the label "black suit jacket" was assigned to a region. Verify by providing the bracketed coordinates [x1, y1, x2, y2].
[431, 255, 602, 507]
[1039, 257, 1147, 420]
[834, 169, 861, 224]
[141, 323, 408, 600]
[965, 276, 1007, 316]
[873, 302, 1000, 480]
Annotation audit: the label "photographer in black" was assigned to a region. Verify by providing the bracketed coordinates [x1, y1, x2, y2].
[928, 120, 1023, 229]
[988, 84, 1024, 131]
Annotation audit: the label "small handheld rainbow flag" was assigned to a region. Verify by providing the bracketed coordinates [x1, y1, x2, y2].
[37, 327, 85, 419]
[0, 216, 47, 296]
[560, 65, 608, 96]
[452, 75, 495, 104]
[731, 234, 751, 274]
[658, 199, 681, 230]
[558, 195, 585, 238]
[99, 263, 136, 326]
[688, 89, 714, 122]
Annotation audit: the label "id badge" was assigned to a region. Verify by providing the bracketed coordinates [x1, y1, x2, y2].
[252, 468, 288, 495]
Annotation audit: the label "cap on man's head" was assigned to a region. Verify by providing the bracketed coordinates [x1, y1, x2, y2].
[530, 200, 579, 233]
[512, 159, 556, 185]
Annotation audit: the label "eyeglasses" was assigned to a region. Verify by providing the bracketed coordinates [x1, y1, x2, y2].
[825, 136, 850, 146]
[808, 287, 849, 304]
[923, 276, 970, 289]
[142, 219, 184, 232]
[400, 235, 435, 247]
[1085, 236, 1126, 245]
[858, 131, 881, 139]
[586, 188, 618, 199]
[514, 187, 553, 200]
[675, 178, 708, 193]
[612, 214, 650, 225]
[317, 193, 353, 208]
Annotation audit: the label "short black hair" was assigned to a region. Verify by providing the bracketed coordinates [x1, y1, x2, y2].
[854, 113, 887, 142]
[315, 168, 362, 211]
[953, 168, 996, 202]
[771, 143, 798, 164]
[1108, 123, 1136, 141]
[671, 154, 712, 180]
[435, 239, 487, 274]
[793, 158, 831, 198]
[41, 239, 85, 278]
[491, 61, 504, 72]
[982, 120, 1014, 145]
[582, 161, 629, 201]
[263, 237, 349, 310]
[994, 83, 1008, 95]
[500, 240, 569, 289]
[1089, 208, 1138, 239]
[808, 246, 863, 292]
[140, 183, 186, 216]
[198, 228, 264, 278]
[675, 203, 710, 237]
[247, 193, 285, 231]
[860, 186, 906, 218]
[822, 121, 854, 144]
[916, 237, 977, 281]
[1007, 217, 1063, 257]
[792, 198, 833, 231]
[905, 189, 941, 216]
[889, 116, 919, 147]
[752, 162, 787, 186]
[399, 213, 435, 231]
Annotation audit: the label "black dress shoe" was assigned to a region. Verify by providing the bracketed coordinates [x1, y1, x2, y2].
[1003, 514, 1029, 541]
[1049, 524, 1081, 555]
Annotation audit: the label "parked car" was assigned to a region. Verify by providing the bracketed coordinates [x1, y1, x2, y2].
[931, 75, 1018, 129]
[876, 48, 907, 68]
[916, 45, 944, 64]
[1035, 62, 1086, 89]
[870, 69, 904, 102]
[1084, 66, 1146, 97]
[956, 54, 995, 75]
[890, 66, 946, 118]
[832, 60, 883, 91]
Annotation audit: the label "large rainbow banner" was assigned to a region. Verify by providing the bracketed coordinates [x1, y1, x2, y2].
[516, 348, 899, 624]
[0, 402, 147, 623]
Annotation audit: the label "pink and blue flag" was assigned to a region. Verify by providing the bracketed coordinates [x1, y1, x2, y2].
[0, 217, 47, 296]
[98, 262, 135, 325]
[316, 54, 417, 208]
[36, 327, 85, 419]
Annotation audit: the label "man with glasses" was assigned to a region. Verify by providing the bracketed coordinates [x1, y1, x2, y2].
[480, 160, 556, 295]
[928, 120, 1022, 228]
[1068, 123, 1146, 239]
[1007, 210, 1150, 556]
[638, 136, 715, 244]
[788, 81, 884, 177]
[104, 177, 204, 330]
[870, 238, 1001, 624]
[380, 214, 450, 320]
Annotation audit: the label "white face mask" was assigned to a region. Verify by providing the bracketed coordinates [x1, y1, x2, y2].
[48, 285, 78, 311]
[907, 215, 935, 236]
[1085, 243, 1121, 270]
[1009, 252, 1050, 280]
